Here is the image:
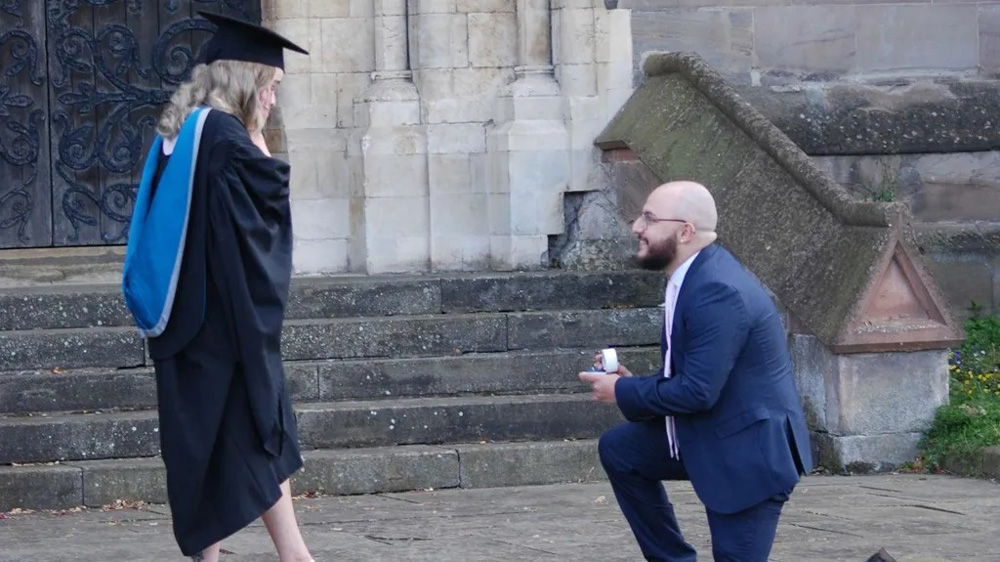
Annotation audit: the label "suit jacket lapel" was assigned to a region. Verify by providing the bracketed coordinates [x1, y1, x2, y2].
[670, 244, 719, 350]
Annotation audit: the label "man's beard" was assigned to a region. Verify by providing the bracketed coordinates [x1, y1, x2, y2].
[637, 234, 677, 271]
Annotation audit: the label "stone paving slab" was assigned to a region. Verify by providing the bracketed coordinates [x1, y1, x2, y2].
[0, 474, 997, 561]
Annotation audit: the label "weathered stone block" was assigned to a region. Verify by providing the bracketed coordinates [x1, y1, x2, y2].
[0, 288, 128, 331]
[0, 369, 156, 415]
[411, 13, 469, 69]
[633, 9, 752, 83]
[855, 5, 978, 73]
[754, 6, 856, 77]
[431, 236, 492, 270]
[350, 0, 374, 17]
[489, 121, 570, 154]
[366, 235, 432, 273]
[283, 313, 506, 361]
[920, 253, 994, 316]
[491, 234, 550, 269]
[424, 98, 493, 124]
[621, 0, 784, 7]
[364, 153, 428, 197]
[453, 67, 514, 98]
[792, 335, 949, 437]
[815, 432, 924, 473]
[286, 276, 441, 318]
[468, 12, 517, 68]
[508, 148, 569, 196]
[0, 328, 145, 371]
[508, 308, 661, 349]
[273, 17, 314, 74]
[815, 152, 1000, 223]
[428, 123, 487, 154]
[413, 0, 458, 13]
[456, 0, 514, 11]
[293, 447, 460, 495]
[981, 6, 1000, 75]
[0, 411, 160, 464]
[75, 458, 167, 507]
[457, 440, 606, 489]
[488, 192, 512, 234]
[495, 93, 563, 123]
[293, 239, 350, 274]
[414, 68, 454, 99]
[598, 56, 634, 95]
[274, 0, 309, 19]
[295, 394, 621, 449]
[558, 63, 598, 96]
[360, 126, 427, 157]
[430, 194, 490, 236]
[428, 153, 475, 195]
[311, 0, 350, 17]
[0, 465, 82, 511]
[739, 80, 1000, 155]
[318, 348, 661, 400]
[321, 18, 375, 73]
[301, 148, 350, 200]
[336, 72, 371, 128]
[595, 9, 632, 64]
[364, 196, 430, 236]
[554, 8, 596, 65]
[292, 199, 351, 240]
[374, 0, 407, 16]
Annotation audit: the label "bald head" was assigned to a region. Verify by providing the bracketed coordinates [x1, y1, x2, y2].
[647, 181, 718, 234]
[632, 181, 718, 273]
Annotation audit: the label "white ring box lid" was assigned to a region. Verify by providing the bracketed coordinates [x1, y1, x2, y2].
[601, 348, 618, 373]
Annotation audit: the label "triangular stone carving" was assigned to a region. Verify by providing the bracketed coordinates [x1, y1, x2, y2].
[836, 239, 960, 353]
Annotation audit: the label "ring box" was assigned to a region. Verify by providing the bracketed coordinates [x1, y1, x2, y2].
[586, 348, 618, 374]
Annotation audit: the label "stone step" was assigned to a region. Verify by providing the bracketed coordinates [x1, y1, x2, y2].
[0, 394, 622, 465]
[0, 439, 607, 511]
[0, 347, 662, 415]
[0, 270, 663, 331]
[0, 307, 662, 372]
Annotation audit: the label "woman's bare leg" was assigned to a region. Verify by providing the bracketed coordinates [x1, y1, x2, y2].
[261, 479, 312, 562]
[190, 542, 221, 562]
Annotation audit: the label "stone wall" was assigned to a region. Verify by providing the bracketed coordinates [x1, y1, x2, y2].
[261, 0, 634, 274]
[622, 0, 1000, 85]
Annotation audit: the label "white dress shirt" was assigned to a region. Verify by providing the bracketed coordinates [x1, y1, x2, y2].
[664, 250, 700, 459]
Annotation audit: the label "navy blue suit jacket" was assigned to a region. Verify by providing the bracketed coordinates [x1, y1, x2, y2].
[615, 244, 813, 514]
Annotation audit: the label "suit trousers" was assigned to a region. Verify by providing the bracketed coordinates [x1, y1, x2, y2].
[598, 420, 788, 562]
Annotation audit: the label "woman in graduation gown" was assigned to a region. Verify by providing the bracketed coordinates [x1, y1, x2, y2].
[123, 12, 315, 562]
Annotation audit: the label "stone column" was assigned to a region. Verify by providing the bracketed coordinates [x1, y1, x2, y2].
[487, 0, 569, 270]
[350, 0, 430, 273]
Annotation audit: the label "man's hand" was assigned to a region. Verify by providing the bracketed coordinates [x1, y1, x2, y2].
[592, 353, 633, 377]
[579, 372, 620, 403]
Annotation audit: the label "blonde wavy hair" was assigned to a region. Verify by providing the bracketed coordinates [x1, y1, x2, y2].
[157, 59, 276, 140]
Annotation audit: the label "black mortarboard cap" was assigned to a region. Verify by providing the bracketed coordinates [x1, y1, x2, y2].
[199, 11, 308, 70]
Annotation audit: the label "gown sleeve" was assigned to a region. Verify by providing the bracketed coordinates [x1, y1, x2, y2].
[205, 120, 294, 457]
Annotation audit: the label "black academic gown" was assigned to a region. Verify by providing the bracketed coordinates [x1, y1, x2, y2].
[147, 110, 302, 556]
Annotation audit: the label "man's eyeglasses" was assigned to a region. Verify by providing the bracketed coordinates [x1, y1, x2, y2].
[628, 212, 688, 229]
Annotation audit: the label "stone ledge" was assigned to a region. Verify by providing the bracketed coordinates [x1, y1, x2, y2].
[814, 432, 924, 474]
[941, 446, 1000, 479]
[0, 270, 665, 331]
[734, 80, 1000, 156]
[0, 440, 607, 511]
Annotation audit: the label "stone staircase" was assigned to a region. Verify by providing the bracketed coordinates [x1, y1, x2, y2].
[0, 271, 665, 511]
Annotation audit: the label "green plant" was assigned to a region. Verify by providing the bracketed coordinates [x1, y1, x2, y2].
[858, 157, 900, 203]
[918, 308, 1000, 471]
